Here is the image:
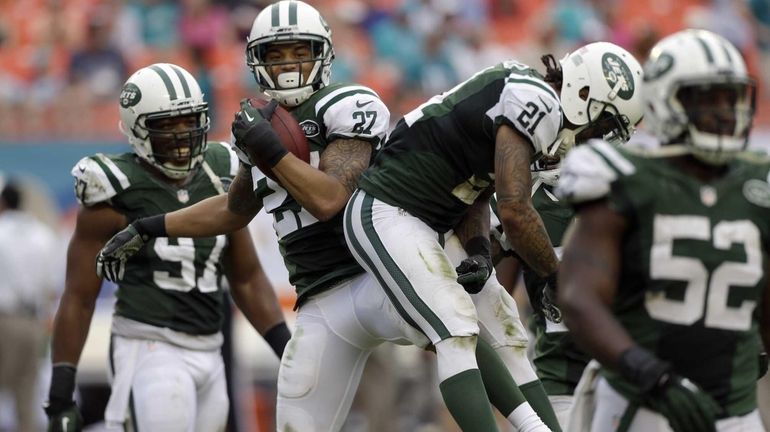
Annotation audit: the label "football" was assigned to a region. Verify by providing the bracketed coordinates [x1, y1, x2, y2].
[248, 97, 310, 181]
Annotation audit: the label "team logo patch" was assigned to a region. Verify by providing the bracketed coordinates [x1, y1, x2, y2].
[602, 53, 635, 100]
[119, 83, 142, 108]
[743, 179, 770, 208]
[300, 120, 320, 137]
[700, 185, 717, 207]
[644, 53, 674, 82]
[177, 189, 190, 203]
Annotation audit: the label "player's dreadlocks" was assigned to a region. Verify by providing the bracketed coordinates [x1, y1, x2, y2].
[541, 54, 563, 90]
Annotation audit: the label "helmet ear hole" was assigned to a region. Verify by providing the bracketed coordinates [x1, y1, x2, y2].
[579, 86, 590, 101]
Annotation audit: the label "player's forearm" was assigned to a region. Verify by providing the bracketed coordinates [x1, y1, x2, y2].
[165, 195, 250, 237]
[273, 154, 352, 221]
[454, 193, 492, 247]
[230, 280, 286, 334]
[559, 289, 634, 369]
[50, 292, 96, 366]
[498, 201, 558, 277]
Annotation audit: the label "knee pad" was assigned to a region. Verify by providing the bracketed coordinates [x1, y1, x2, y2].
[277, 321, 327, 399]
[475, 279, 529, 349]
[435, 336, 479, 381]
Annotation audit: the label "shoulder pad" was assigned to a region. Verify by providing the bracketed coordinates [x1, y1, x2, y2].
[556, 140, 636, 205]
[493, 77, 562, 154]
[313, 85, 390, 143]
[71, 154, 131, 206]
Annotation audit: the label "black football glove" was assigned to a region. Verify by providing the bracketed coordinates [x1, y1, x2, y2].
[231, 98, 287, 168]
[541, 272, 562, 323]
[619, 346, 720, 432]
[455, 236, 493, 294]
[96, 215, 166, 281]
[456, 254, 493, 294]
[44, 364, 83, 432]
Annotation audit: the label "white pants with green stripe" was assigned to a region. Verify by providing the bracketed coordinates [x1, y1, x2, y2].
[106, 335, 228, 432]
[344, 189, 529, 349]
[584, 377, 764, 432]
[276, 272, 428, 432]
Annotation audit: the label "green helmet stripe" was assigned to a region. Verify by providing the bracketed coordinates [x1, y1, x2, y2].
[149, 65, 178, 100]
[288, 1, 298, 26]
[694, 35, 715, 64]
[271, 3, 280, 26]
[719, 41, 734, 66]
[169, 64, 192, 98]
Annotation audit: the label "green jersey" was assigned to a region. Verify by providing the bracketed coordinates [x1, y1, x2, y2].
[491, 185, 589, 395]
[72, 142, 239, 335]
[359, 61, 563, 233]
[247, 83, 390, 304]
[558, 141, 770, 416]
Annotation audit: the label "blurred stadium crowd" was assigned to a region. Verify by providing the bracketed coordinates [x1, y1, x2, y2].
[1, 0, 770, 143]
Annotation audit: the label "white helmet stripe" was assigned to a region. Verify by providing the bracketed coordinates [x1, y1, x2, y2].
[168, 64, 192, 98]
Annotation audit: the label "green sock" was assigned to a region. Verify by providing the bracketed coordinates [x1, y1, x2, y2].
[439, 369, 499, 432]
[476, 338, 528, 416]
[520, 380, 562, 432]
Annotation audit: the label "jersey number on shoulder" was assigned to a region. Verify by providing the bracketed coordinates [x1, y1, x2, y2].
[516, 101, 547, 135]
[352, 110, 377, 134]
[647, 215, 761, 331]
[152, 236, 227, 293]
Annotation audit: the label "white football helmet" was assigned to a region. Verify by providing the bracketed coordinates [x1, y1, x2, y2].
[534, 42, 645, 186]
[643, 29, 755, 164]
[246, 0, 334, 107]
[119, 63, 209, 179]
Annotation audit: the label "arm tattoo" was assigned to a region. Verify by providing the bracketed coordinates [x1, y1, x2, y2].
[495, 130, 558, 276]
[454, 189, 493, 246]
[319, 139, 373, 193]
[228, 165, 261, 217]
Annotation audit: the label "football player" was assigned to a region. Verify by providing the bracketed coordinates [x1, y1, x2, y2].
[96, 3, 407, 432]
[488, 42, 645, 428]
[344, 40, 644, 431]
[44, 63, 289, 432]
[558, 29, 766, 431]
[97, 2, 562, 430]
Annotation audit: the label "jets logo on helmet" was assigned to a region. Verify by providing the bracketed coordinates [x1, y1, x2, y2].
[245, 0, 334, 107]
[601, 53, 635, 100]
[118, 63, 210, 180]
[119, 83, 142, 108]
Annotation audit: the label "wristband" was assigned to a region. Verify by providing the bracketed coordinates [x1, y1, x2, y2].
[264, 321, 292, 358]
[465, 236, 491, 258]
[47, 363, 77, 413]
[134, 214, 167, 238]
[618, 346, 671, 394]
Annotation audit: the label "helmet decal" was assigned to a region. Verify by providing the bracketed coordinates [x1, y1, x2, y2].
[119, 83, 142, 108]
[601, 53, 635, 100]
[643, 53, 674, 81]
